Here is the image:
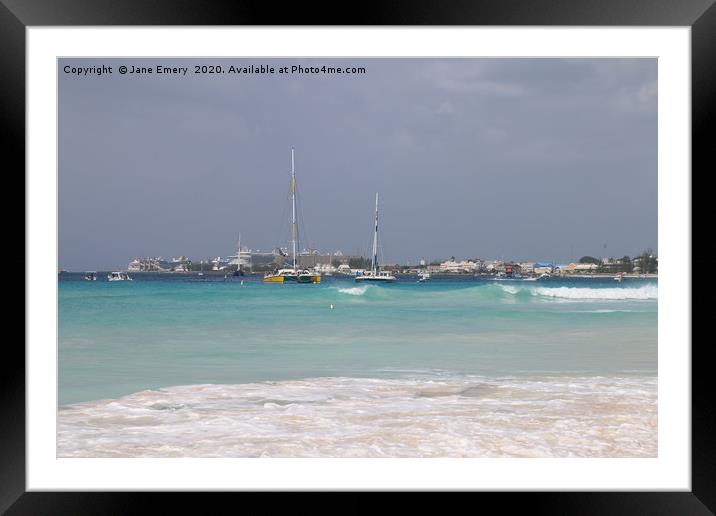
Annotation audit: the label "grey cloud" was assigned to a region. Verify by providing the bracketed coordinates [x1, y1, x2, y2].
[59, 58, 656, 270]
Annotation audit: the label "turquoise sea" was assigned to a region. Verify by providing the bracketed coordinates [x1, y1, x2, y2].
[58, 273, 657, 458]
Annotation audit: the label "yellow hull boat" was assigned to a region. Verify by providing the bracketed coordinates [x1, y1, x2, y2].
[263, 269, 321, 283]
[262, 149, 321, 285]
[262, 275, 286, 283]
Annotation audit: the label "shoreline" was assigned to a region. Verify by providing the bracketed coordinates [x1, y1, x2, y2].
[57, 374, 657, 458]
[61, 270, 658, 279]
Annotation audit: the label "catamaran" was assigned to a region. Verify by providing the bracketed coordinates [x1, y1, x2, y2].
[355, 193, 396, 283]
[263, 149, 321, 284]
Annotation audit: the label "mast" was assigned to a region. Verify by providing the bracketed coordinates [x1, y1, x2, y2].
[291, 148, 297, 271]
[237, 233, 241, 271]
[372, 192, 379, 274]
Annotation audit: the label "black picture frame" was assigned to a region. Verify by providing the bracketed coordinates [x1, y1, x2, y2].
[4, 0, 710, 511]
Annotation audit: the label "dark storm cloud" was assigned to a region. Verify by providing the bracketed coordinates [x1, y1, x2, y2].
[58, 58, 656, 269]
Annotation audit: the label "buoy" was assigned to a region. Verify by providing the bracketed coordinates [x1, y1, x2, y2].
[240, 280, 244, 286]
[330, 304, 334, 310]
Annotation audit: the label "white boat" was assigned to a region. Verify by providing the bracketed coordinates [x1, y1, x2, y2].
[107, 271, 132, 281]
[417, 271, 431, 282]
[614, 273, 624, 282]
[356, 270, 396, 282]
[83, 271, 97, 281]
[355, 193, 395, 283]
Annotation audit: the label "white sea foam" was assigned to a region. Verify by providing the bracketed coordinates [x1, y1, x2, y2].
[336, 286, 370, 296]
[500, 284, 657, 301]
[571, 309, 640, 313]
[58, 375, 657, 458]
[532, 285, 657, 300]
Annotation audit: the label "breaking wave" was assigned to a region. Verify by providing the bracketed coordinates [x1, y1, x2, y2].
[325, 282, 657, 305]
[526, 285, 658, 300]
[336, 285, 370, 296]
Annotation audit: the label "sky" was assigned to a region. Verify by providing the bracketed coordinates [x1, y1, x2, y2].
[59, 58, 657, 270]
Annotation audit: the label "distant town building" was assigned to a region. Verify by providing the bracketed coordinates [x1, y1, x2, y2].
[504, 262, 521, 276]
[533, 262, 554, 275]
[483, 260, 503, 272]
[519, 262, 535, 274]
[128, 257, 172, 272]
[313, 262, 337, 273]
[560, 263, 576, 274]
[439, 259, 478, 274]
[573, 263, 598, 272]
[297, 251, 361, 269]
[170, 256, 191, 272]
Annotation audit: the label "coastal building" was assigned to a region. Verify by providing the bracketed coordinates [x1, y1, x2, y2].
[574, 263, 599, 273]
[128, 256, 172, 272]
[483, 260, 504, 273]
[297, 251, 362, 269]
[504, 262, 521, 276]
[127, 258, 142, 272]
[533, 262, 554, 275]
[519, 262, 535, 274]
[314, 262, 337, 274]
[560, 263, 577, 274]
[439, 259, 478, 274]
[170, 256, 192, 272]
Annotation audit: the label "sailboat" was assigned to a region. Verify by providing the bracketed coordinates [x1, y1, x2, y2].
[355, 193, 396, 283]
[232, 234, 245, 277]
[263, 149, 321, 284]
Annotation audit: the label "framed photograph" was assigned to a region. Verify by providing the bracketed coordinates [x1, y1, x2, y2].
[6, 0, 710, 511]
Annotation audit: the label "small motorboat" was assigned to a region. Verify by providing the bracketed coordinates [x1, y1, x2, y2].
[83, 271, 97, 281]
[107, 271, 132, 281]
[417, 271, 431, 282]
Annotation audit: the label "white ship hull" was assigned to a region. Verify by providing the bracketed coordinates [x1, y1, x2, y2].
[355, 275, 395, 282]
